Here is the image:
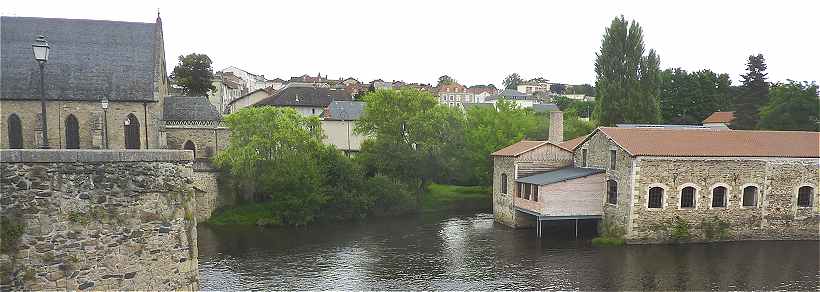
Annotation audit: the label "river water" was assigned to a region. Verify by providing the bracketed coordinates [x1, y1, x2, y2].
[198, 212, 819, 290]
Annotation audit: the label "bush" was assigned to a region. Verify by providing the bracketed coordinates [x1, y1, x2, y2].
[592, 217, 626, 246]
[316, 147, 374, 222]
[591, 236, 625, 247]
[368, 175, 416, 217]
[670, 216, 690, 241]
[208, 202, 280, 226]
[700, 216, 731, 240]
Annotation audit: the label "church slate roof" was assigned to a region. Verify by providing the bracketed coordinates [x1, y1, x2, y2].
[163, 96, 221, 121]
[1, 16, 158, 102]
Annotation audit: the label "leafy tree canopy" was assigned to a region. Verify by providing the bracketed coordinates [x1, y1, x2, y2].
[659, 68, 732, 124]
[503, 73, 524, 89]
[170, 53, 217, 96]
[758, 80, 819, 131]
[437, 75, 456, 87]
[732, 54, 770, 129]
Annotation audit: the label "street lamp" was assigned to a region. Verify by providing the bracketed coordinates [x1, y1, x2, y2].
[100, 96, 110, 149]
[32, 35, 50, 149]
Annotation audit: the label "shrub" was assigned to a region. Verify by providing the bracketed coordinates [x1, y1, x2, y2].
[591, 236, 625, 246]
[592, 217, 626, 247]
[700, 216, 731, 240]
[368, 175, 416, 217]
[670, 216, 690, 241]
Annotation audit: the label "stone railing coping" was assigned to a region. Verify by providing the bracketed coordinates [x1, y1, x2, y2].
[0, 149, 193, 163]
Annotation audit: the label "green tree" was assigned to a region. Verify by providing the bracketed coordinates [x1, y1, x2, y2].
[758, 80, 819, 131]
[214, 106, 326, 225]
[170, 53, 217, 96]
[503, 73, 524, 89]
[355, 89, 466, 205]
[463, 100, 546, 185]
[594, 15, 661, 126]
[659, 68, 732, 124]
[437, 75, 456, 87]
[732, 54, 770, 129]
[550, 84, 566, 94]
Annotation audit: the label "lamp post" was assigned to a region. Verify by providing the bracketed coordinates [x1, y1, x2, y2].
[32, 35, 50, 149]
[100, 96, 110, 149]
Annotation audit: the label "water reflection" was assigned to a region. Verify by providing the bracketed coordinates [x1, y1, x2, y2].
[198, 212, 820, 290]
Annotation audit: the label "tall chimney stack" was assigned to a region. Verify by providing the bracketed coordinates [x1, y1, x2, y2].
[548, 110, 564, 143]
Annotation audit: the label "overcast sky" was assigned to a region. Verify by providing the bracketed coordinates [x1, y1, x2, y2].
[4, 0, 818, 86]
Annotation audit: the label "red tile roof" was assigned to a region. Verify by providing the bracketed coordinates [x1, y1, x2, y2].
[703, 111, 735, 124]
[491, 141, 549, 157]
[557, 135, 587, 151]
[582, 127, 820, 158]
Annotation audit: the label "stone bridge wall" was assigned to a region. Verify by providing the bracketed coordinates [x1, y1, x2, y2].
[0, 150, 199, 291]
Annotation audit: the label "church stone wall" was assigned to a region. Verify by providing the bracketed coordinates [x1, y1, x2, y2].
[165, 126, 229, 159]
[0, 150, 199, 291]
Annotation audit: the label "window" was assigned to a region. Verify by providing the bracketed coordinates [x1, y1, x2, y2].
[516, 182, 522, 198]
[501, 174, 508, 194]
[680, 186, 696, 208]
[742, 186, 758, 207]
[7, 114, 23, 149]
[581, 149, 588, 167]
[797, 186, 813, 207]
[607, 180, 618, 205]
[711, 186, 727, 208]
[648, 187, 663, 208]
[533, 186, 539, 202]
[183, 140, 196, 158]
[524, 183, 531, 200]
[609, 150, 617, 169]
[124, 114, 141, 149]
[65, 114, 80, 149]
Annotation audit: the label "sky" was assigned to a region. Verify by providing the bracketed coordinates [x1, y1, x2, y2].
[3, 0, 818, 87]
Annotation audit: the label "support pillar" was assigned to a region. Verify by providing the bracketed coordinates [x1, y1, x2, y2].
[575, 219, 579, 239]
[537, 219, 541, 238]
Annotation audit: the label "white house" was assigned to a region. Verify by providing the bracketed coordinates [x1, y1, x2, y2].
[321, 101, 367, 154]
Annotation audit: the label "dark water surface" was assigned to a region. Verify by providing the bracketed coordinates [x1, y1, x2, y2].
[198, 212, 819, 290]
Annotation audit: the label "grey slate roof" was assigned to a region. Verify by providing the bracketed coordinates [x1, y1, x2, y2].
[323, 101, 365, 121]
[532, 103, 560, 113]
[486, 89, 533, 101]
[255, 84, 352, 107]
[516, 167, 605, 185]
[163, 96, 221, 121]
[1, 16, 158, 101]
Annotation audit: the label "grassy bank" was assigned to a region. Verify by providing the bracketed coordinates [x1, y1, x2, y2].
[421, 183, 491, 213]
[208, 183, 491, 226]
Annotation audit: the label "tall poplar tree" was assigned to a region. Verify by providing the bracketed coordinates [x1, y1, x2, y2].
[732, 54, 769, 129]
[594, 16, 661, 126]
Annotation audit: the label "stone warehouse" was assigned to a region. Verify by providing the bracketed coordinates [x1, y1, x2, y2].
[492, 125, 820, 242]
[0, 150, 199, 290]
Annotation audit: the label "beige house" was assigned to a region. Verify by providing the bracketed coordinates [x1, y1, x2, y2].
[321, 101, 367, 154]
[226, 87, 275, 114]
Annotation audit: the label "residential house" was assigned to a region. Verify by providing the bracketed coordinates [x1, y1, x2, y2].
[253, 83, 353, 116]
[321, 101, 367, 154]
[226, 87, 276, 113]
[517, 79, 551, 95]
[436, 83, 473, 108]
[486, 89, 539, 108]
[469, 85, 498, 103]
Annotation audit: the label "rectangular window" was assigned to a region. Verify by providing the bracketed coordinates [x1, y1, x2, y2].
[648, 187, 663, 208]
[516, 182, 522, 198]
[797, 186, 813, 207]
[607, 180, 618, 205]
[609, 150, 617, 170]
[524, 183, 531, 200]
[743, 186, 758, 207]
[711, 187, 727, 208]
[581, 149, 588, 167]
[681, 187, 696, 208]
[532, 185, 539, 202]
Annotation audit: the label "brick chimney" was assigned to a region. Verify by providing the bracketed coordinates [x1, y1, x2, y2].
[548, 110, 563, 143]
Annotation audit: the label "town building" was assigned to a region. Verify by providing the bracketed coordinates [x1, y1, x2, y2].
[703, 111, 735, 128]
[468, 85, 498, 103]
[253, 83, 353, 116]
[517, 79, 552, 95]
[163, 96, 229, 159]
[436, 83, 473, 108]
[321, 101, 367, 155]
[225, 87, 276, 114]
[492, 121, 820, 242]
[208, 66, 276, 114]
[486, 89, 539, 108]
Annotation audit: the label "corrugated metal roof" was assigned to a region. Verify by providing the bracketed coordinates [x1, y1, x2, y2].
[516, 167, 605, 185]
[581, 127, 820, 158]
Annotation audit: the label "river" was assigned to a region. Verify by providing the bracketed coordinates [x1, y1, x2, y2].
[198, 212, 819, 290]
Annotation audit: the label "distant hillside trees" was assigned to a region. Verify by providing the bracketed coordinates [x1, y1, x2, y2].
[437, 75, 456, 87]
[732, 54, 770, 129]
[503, 73, 524, 89]
[594, 15, 661, 126]
[170, 53, 216, 96]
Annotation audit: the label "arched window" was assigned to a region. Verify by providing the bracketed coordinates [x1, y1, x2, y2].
[501, 174, 508, 194]
[648, 187, 663, 208]
[742, 186, 758, 207]
[124, 114, 141, 149]
[797, 186, 814, 207]
[680, 186, 696, 208]
[607, 180, 618, 205]
[7, 114, 23, 149]
[183, 140, 196, 158]
[711, 186, 727, 208]
[65, 114, 80, 149]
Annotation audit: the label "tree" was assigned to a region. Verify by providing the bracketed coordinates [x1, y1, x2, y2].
[594, 15, 661, 126]
[503, 73, 524, 89]
[355, 89, 466, 205]
[551, 84, 566, 94]
[170, 53, 217, 96]
[214, 106, 326, 225]
[758, 80, 819, 131]
[659, 68, 732, 124]
[568, 84, 596, 96]
[732, 54, 770, 129]
[437, 75, 455, 87]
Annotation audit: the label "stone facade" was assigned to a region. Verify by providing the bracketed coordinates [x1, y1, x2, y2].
[0, 100, 162, 150]
[573, 130, 633, 228]
[630, 157, 819, 241]
[492, 156, 517, 227]
[165, 125, 229, 159]
[0, 150, 199, 290]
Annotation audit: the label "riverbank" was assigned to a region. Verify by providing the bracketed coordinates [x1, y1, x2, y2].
[207, 183, 491, 226]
